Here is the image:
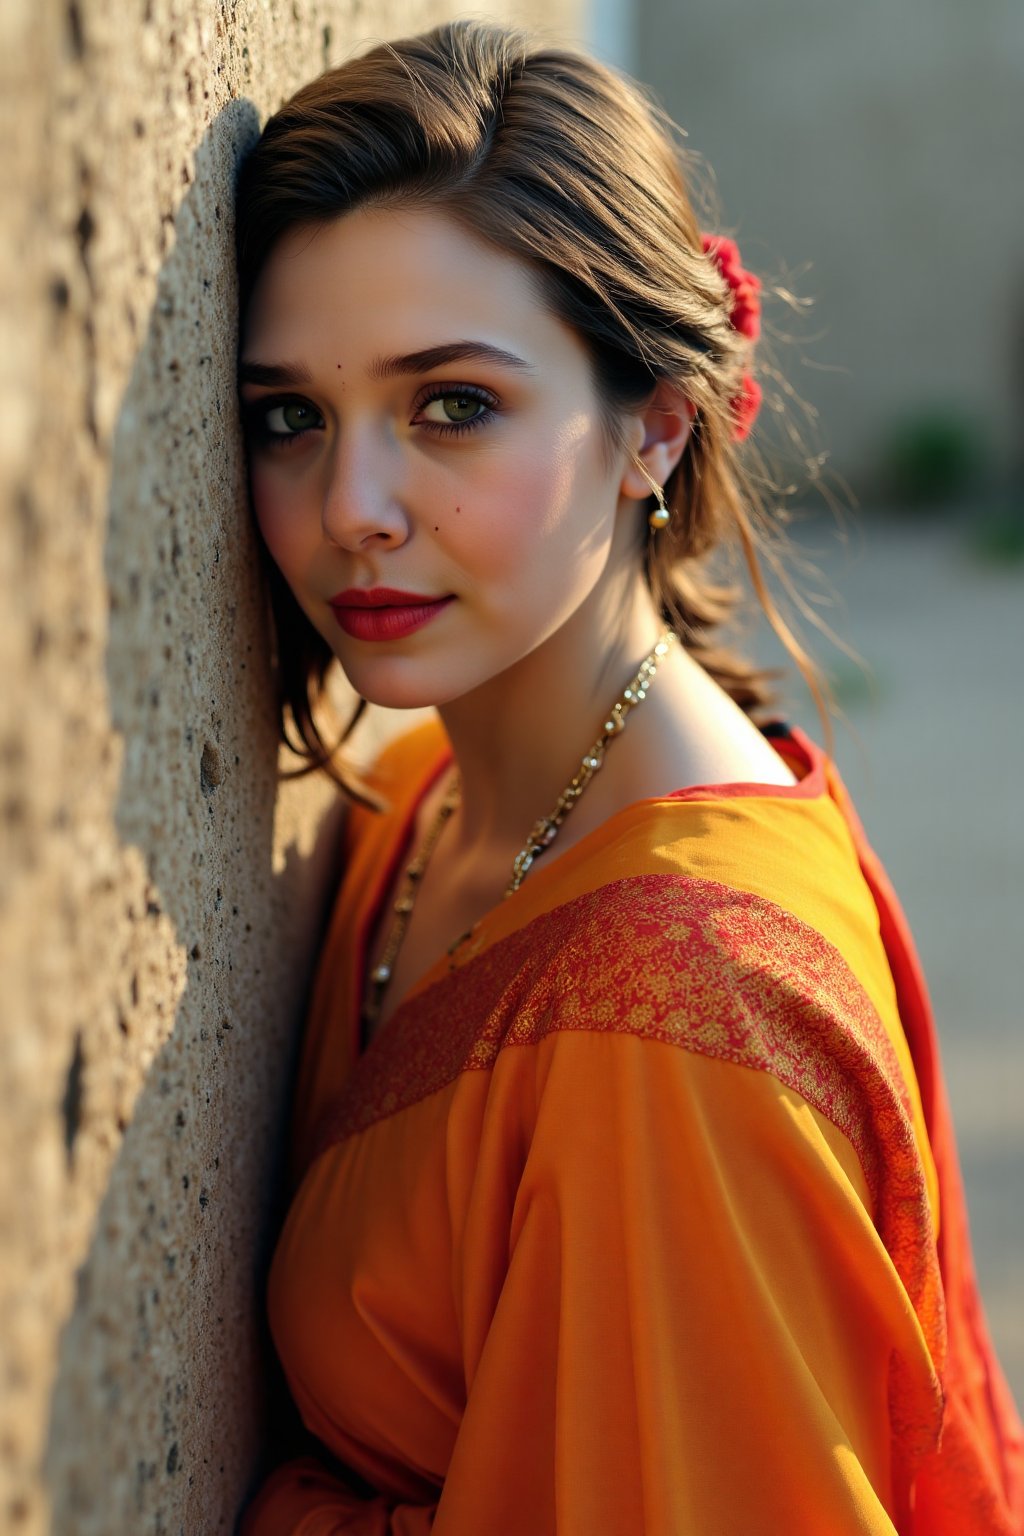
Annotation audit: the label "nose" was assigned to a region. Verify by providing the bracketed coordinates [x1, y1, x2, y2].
[320, 426, 409, 552]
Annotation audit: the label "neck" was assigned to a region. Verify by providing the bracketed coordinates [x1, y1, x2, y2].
[436, 571, 665, 860]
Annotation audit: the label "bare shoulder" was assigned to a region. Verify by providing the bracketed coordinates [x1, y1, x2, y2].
[597, 647, 798, 816]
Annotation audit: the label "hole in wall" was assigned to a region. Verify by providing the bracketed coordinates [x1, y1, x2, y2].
[61, 1031, 85, 1167]
[200, 741, 224, 793]
[66, 1, 84, 59]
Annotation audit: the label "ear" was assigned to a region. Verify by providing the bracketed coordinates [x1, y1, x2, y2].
[619, 380, 694, 501]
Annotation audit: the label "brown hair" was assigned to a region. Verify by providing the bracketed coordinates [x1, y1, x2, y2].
[235, 18, 827, 788]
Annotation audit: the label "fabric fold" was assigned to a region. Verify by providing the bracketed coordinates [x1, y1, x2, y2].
[242, 718, 1023, 1534]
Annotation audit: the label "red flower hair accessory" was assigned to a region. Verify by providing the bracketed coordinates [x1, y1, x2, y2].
[701, 233, 762, 442]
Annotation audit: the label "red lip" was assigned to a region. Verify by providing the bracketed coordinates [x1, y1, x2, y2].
[329, 589, 455, 642]
[329, 587, 445, 608]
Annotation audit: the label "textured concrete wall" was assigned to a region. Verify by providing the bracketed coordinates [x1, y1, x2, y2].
[0, 2, 583, 1532]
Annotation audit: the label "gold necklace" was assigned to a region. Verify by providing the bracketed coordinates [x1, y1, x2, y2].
[363, 628, 678, 1028]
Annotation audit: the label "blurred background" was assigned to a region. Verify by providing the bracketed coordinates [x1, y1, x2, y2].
[581, 0, 1024, 1395]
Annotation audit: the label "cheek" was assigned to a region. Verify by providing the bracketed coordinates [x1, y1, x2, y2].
[248, 464, 312, 573]
[449, 428, 612, 585]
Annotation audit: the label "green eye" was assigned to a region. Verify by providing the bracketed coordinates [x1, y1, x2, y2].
[416, 386, 497, 434]
[265, 401, 321, 435]
[422, 393, 487, 425]
[446, 395, 484, 422]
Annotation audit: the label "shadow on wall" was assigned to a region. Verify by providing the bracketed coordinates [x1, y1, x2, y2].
[42, 104, 347, 1533]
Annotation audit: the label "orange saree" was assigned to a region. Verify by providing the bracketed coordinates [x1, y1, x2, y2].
[240, 719, 1023, 1535]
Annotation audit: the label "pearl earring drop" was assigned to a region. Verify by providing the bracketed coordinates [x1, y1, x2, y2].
[631, 454, 671, 531]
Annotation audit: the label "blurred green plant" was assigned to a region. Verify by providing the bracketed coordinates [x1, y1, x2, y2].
[880, 410, 987, 507]
[965, 496, 1024, 567]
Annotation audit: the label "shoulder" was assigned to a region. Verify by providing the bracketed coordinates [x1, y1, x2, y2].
[362, 869, 911, 1147]
[492, 873, 904, 1092]
[534, 725, 921, 1108]
[486, 876, 930, 1265]
[490, 865, 924, 1190]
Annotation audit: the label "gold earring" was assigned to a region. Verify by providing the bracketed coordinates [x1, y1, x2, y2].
[631, 454, 671, 531]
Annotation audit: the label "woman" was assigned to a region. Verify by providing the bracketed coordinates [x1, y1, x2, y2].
[234, 20, 1022, 1533]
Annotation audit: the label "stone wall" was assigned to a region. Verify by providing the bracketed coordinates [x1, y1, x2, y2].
[0, 2, 583, 1531]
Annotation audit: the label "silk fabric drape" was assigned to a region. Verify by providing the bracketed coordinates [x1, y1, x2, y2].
[240, 721, 1023, 1534]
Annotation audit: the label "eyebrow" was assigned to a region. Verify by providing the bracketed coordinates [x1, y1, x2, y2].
[238, 359, 313, 387]
[238, 340, 535, 388]
[369, 341, 535, 380]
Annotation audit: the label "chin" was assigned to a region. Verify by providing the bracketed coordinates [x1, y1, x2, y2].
[336, 656, 480, 713]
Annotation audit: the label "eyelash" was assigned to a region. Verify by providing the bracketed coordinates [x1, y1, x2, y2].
[419, 385, 498, 439]
[243, 384, 498, 450]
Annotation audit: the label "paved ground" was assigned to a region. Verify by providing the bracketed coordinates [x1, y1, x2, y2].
[748, 507, 1024, 1404]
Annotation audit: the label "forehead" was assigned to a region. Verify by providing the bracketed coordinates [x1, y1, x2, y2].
[242, 205, 576, 371]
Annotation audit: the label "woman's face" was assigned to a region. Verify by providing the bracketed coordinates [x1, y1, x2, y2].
[239, 205, 644, 709]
